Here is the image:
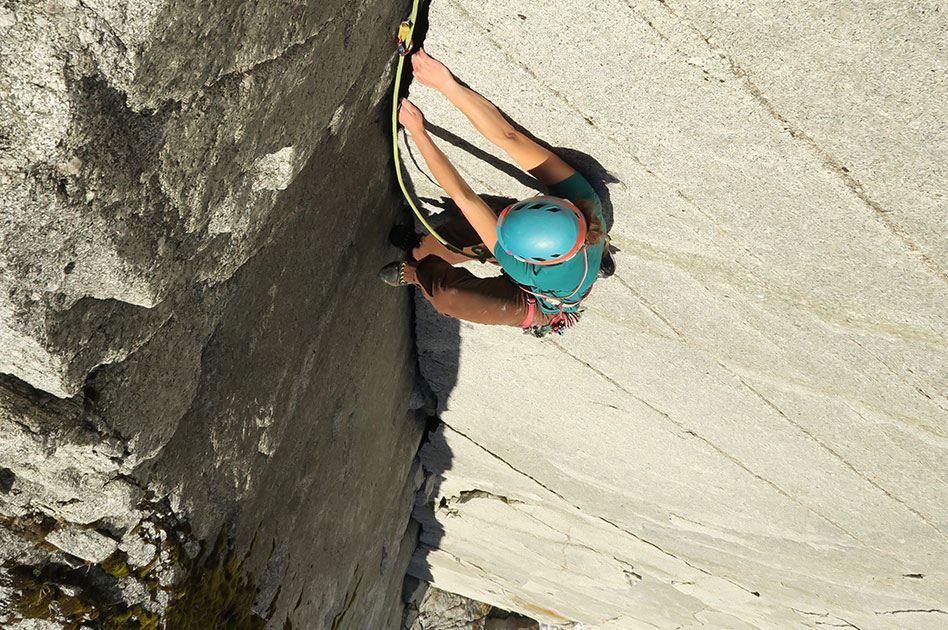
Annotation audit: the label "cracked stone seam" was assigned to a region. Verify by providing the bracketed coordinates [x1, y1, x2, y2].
[433, 420, 762, 602]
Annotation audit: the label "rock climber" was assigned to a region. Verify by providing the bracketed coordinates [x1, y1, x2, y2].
[380, 49, 612, 337]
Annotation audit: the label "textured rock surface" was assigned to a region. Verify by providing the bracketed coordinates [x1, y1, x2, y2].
[402, 582, 542, 630]
[1, 0, 397, 398]
[44, 526, 119, 564]
[0, 379, 140, 528]
[2, 0, 424, 628]
[407, 585, 491, 630]
[404, 1, 948, 629]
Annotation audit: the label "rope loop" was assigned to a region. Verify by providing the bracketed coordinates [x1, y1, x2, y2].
[392, 0, 481, 260]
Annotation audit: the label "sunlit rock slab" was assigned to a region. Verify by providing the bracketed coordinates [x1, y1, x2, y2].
[405, 1, 948, 628]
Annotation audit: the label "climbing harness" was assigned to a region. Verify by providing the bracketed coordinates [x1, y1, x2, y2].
[392, 1, 489, 262]
[519, 249, 594, 337]
[520, 294, 586, 338]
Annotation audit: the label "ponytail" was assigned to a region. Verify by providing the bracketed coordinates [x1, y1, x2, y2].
[579, 200, 605, 246]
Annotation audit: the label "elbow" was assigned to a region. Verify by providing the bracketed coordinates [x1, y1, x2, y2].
[497, 126, 521, 146]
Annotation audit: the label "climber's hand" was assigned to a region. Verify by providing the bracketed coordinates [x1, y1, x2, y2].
[398, 98, 425, 135]
[410, 48, 455, 91]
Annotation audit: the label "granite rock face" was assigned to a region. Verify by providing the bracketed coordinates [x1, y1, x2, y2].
[402, 581, 541, 630]
[2, 0, 423, 628]
[404, 1, 948, 629]
[1, 0, 395, 398]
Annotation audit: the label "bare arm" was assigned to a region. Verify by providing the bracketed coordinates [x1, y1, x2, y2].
[411, 49, 576, 187]
[399, 99, 498, 252]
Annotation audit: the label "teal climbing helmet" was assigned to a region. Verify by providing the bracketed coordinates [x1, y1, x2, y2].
[496, 196, 586, 265]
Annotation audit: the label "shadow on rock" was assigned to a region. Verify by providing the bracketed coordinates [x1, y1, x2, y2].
[425, 114, 619, 233]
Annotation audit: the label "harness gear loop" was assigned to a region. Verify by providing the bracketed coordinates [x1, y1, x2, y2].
[519, 249, 593, 337]
[519, 295, 537, 329]
[391, 0, 484, 261]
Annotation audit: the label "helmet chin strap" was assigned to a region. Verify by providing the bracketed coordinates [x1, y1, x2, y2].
[560, 248, 589, 301]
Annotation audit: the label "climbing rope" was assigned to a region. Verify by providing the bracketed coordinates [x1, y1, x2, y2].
[391, 2, 488, 261]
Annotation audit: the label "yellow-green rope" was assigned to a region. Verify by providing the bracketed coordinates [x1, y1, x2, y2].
[391, 2, 488, 261]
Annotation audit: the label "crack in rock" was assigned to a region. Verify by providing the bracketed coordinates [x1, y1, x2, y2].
[199, 19, 337, 100]
[734, 371, 947, 540]
[875, 609, 948, 616]
[439, 422, 761, 600]
[77, 0, 130, 54]
[548, 340, 867, 547]
[447, 489, 525, 506]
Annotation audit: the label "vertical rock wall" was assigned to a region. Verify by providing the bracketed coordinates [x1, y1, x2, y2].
[2, 1, 423, 628]
[1, 0, 399, 398]
[403, 1, 948, 629]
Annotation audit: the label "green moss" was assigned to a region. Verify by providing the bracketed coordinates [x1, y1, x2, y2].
[15, 575, 56, 619]
[56, 594, 92, 618]
[6, 522, 270, 630]
[96, 604, 159, 630]
[0, 513, 57, 543]
[100, 551, 131, 578]
[163, 528, 268, 630]
[8, 566, 95, 629]
[136, 551, 161, 578]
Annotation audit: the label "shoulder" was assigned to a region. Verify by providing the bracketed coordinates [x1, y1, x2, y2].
[493, 243, 534, 281]
[548, 173, 604, 228]
[548, 173, 601, 209]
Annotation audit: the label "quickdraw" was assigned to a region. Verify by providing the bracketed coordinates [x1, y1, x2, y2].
[526, 308, 585, 338]
[396, 21, 413, 56]
[392, 1, 488, 261]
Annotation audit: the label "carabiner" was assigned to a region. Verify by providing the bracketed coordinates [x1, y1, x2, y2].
[396, 21, 413, 56]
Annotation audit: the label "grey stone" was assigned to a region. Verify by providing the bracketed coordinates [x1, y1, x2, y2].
[412, 586, 492, 630]
[406, 586, 544, 630]
[404, 0, 948, 628]
[251, 540, 286, 617]
[402, 575, 429, 607]
[409, 457, 426, 493]
[0, 0, 398, 399]
[156, 554, 186, 588]
[45, 526, 119, 563]
[9, 621, 66, 630]
[403, 609, 420, 630]
[0, 584, 14, 612]
[0, 382, 141, 528]
[117, 576, 151, 607]
[183, 540, 200, 560]
[3, 3, 427, 630]
[118, 531, 157, 569]
[153, 589, 171, 611]
[0, 520, 49, 564]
